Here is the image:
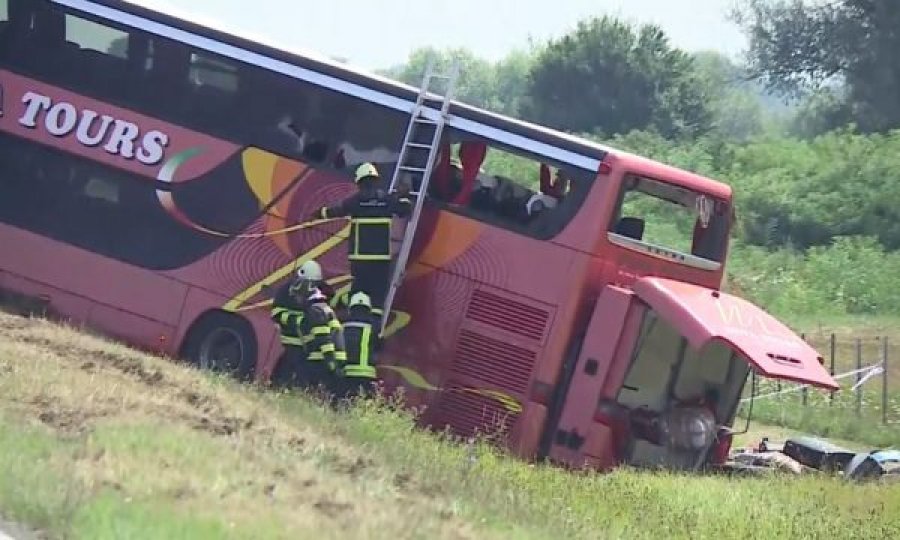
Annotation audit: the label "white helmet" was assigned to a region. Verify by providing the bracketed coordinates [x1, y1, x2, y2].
[349, 291, 372, 309]
[296, 260, 322, 282]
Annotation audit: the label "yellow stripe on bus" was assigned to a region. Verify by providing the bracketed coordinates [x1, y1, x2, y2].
[222, 223, 350, 312]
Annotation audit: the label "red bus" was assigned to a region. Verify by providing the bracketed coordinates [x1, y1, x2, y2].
[0, 0, 838, 471]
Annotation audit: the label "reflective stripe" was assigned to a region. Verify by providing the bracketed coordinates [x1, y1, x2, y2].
[328, 318, 342, 330]
[280, 335, 305, 346]
[311, 326, 331, 335]
[320, 343, 336, 353]
[308, 352, 324, 361]
[335, 350, 347, 362]
[359, 324, 371, 367]
[343, 365, 377, 378]
[343, 322, 369, 329]
[352, 217, 392, 225]
[348, 254, 392, 261]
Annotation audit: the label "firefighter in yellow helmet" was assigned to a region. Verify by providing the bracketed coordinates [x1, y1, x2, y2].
[313, 162, 412, 319]
[338, 291, 382, 399]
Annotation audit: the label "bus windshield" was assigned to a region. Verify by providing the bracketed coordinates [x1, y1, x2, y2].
[608, 174, 731, 265]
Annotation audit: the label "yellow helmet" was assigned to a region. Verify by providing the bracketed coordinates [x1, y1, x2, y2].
[354, 162, 379, 183]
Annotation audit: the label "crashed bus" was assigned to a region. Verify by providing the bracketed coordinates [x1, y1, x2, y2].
[0, 0, 838, 473]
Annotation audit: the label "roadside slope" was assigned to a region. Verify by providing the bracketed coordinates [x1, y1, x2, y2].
[0, 311, 898, 540]
[0, 312, 480, 540]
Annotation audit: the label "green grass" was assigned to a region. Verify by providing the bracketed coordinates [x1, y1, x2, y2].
[2, 311, 900, 539]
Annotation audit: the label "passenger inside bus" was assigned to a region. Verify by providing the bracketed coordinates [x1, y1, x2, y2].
[426, 141, 580, 238]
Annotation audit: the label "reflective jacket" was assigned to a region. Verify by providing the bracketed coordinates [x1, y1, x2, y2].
[319, 182, 412, 261]
[270, 281, 306, 348]
[341, 306, 381, 379]
[301, 299, 347, 372]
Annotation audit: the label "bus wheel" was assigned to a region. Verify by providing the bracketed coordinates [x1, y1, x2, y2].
[182, 311, 257, 381]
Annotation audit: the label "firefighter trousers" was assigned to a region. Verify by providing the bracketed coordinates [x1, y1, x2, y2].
[271, 347, 339, 393]
[338, 376, 378, 400]
[271, 345, 305, 389]
[300, 359, 337, 394]
[349, 259, 392, 313]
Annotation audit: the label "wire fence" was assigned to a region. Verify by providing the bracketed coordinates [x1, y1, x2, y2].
[741, 335, 896, 426]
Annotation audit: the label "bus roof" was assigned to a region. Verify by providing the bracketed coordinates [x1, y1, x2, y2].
[55, 0, 732, 197]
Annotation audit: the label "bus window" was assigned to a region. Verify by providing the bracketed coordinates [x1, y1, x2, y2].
[65, 14, 128, 58]
[609, 174, 730, 264]
[0, 132, 227, 271]
[55, 14, 129, 98]
[425, 133, 595, 241]
[189, 52, 238, 93]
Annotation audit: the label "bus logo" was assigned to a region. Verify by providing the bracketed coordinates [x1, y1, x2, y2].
[16, 90, 170, 166]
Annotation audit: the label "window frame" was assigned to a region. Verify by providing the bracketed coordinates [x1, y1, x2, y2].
[606, 172, 730, 271]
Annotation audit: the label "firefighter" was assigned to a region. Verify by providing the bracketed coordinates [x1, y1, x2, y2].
[338, 291, 381, 399]
[313, 162, 412, 319]
[295, 260, 340, 308]
[269, 268, 314, 389]
[300, 287, 347, 395]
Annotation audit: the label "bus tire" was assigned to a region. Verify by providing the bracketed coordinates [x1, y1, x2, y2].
[181, 311, 257, 382]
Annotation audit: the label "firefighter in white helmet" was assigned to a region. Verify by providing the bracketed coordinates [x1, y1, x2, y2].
[270, 259, 336, 388]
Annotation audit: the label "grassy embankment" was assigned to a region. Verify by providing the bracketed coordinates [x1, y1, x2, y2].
[1, 311, 899, 539]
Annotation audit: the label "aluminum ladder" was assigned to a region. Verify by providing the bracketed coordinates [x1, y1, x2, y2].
[379, 59, 459, 335]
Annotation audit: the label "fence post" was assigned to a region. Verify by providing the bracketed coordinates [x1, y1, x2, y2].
[830, 333, 836, 406]
[856, 338, 862, 417]
[801, 332, 808, 406]
[884, 337, 889, 425]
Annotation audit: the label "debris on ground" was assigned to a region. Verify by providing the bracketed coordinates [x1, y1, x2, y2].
[725, 434, 900, 482]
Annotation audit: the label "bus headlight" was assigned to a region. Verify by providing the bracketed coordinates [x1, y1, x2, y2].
[659, 407, 717, 451]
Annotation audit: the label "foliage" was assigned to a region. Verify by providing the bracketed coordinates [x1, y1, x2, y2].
[523, 16, 713, 138]
[733, 0, 900, 133]
[378, 46, 533, 117]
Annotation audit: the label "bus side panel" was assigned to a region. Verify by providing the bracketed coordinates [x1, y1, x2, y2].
[86, 303, 176, 355]
[0, 228, 189, 326]
[0, 270, 94, 325]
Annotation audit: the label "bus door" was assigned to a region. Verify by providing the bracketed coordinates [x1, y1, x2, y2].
[545, 284, 640, 470]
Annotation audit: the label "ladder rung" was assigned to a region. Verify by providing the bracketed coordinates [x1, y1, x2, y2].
[406, 143, 432, 149]
[400, 166, 426, 173]
[414, 117, 438, 125]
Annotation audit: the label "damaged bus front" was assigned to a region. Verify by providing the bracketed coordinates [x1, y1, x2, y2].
[546, 277, 839, 472]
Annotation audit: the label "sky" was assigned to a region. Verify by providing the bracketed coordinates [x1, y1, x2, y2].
[135, 0, 748, 70]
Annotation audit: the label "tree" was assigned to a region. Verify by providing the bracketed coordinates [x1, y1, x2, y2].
[378, 47, 532, 116]
[733, 0, 900, 133]
[692, 51, 767, 141]
[523, 16, 712, 138]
